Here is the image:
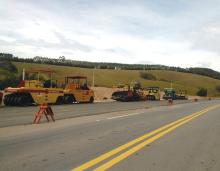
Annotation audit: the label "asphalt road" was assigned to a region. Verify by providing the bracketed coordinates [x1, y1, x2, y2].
[0, 100, 220, 171]
[0, 100, 193, 128]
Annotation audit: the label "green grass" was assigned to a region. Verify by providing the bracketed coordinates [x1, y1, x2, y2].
[0, 68, 12, 80]
[12, 62, 220, 97]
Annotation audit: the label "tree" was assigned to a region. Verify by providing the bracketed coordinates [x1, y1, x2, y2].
[139, 72, 157, 80]
[196, 88, 208, 97]
[216, 85, 220, 93]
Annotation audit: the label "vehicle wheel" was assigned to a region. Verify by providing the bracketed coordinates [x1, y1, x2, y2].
[3, 95, 10, 106]
[20, 96, 29, 106]
[89, 96, 94, 103]
[16, 96, 23, 106]
[64, 95, 74, 104]
[56, 96, 64, 105]
[8, 95, 14, 106]
[20, 94, 33, 106]
[13, 95, 19, 106]
[152, 96, 156, 101]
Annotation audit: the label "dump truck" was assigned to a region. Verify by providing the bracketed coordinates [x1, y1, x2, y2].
[144, 87, 160, 100]
[163, 88, 188, 100]
[3, 69, 94, 106]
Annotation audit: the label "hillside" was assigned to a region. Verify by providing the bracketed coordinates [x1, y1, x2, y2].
[12, 62, 220, 97]
[1, 53, 220, 80]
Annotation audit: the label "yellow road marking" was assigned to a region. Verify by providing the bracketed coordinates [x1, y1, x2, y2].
[73, 104, 219, 171]
[94, 104, 220, 170]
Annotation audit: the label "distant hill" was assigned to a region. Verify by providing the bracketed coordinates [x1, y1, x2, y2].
[12, 61, 220, 97]
[0, 60, 19, 89]
[1, 52, 220, 80]
[0, 60, 17, 79]
[1, 52, 220, 96]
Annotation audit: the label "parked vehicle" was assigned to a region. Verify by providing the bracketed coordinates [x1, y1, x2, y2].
[163, 88, 188, 100]
[145, 87, 160, 100]
[3, 68, 94, 106]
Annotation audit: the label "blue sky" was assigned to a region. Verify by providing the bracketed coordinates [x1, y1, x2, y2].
[0, 0, 220, 71]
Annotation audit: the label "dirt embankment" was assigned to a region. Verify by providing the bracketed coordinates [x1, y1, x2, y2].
[92, 87, 121, 102]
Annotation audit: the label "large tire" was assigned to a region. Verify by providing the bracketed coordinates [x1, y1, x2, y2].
[3, 95, 10, 106]
[19, 96, 29, 106]
[16, 96, 23, 106]
[56, 96, 64, 105]
[19, 94, 33, 106]
[89, 96, 94, 103]
[7, 95, 14, 106]
[13, 95, 19, 105]
[64, 95, 74, 104]
[152, 96, 156, 101]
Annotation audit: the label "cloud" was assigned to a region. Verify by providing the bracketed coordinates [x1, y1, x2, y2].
[0, 0, 220, 71]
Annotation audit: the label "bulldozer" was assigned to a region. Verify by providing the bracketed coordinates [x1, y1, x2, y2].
[144, 87, 160, 100]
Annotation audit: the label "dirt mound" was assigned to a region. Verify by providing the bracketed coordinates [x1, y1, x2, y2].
[92, 87, 121, 102]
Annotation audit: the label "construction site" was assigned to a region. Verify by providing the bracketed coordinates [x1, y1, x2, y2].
[2, 1, 220, 170]
[0, 67, 191, 107]
[0, 67, 207, 127]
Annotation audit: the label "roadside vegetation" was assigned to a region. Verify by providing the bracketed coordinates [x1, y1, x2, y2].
[11, 61, 220, 97]
[1, 53, 220, 80]
[1, 53, 220, 97]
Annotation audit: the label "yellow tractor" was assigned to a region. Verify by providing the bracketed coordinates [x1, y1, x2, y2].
[4, 69, 64, 106]
[144, 87, 160, 100]
[4, 69, 95, 106]
[63, 76, 94, 103]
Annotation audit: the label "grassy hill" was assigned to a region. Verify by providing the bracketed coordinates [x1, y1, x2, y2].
[12, 62, 220, 97]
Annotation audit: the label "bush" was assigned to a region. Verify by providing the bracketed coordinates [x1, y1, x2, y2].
[216, 85, 220, 92]
[0, 60, 17, 72]
[140, 72, 156, 80]
[0, 76, 20, 90]
[196, 88, 208, 97]
[159, 78, 169, 82]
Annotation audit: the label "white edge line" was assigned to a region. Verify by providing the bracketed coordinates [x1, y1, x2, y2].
[95, 112, 142, 122]
[107, 113, 141, 120]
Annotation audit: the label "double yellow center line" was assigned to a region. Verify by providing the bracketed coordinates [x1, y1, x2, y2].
[73, 104, 220, 171]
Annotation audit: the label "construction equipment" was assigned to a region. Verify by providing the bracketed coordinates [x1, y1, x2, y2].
[163, 88, 188, 100]
[4, 69, 64, 106]
[3, 69, 95, 106]
[63, 76, 94, 103]
[144, 87, 160, 100]
[111, 82, 144, 102]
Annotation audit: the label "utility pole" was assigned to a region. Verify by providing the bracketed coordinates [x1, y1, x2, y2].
[92, 67, 95, 87]
[22, 68, 25, 80]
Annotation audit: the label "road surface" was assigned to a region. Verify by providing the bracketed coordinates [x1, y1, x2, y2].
[0, 100, 220, 171]
[0, 100, 193, 128]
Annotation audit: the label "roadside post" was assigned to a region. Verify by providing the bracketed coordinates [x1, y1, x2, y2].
[168, 98, 173, 105]
[194, 98, 198, 102]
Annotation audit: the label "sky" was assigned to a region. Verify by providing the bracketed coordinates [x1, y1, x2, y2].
[0, 0, 220, 71]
